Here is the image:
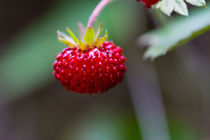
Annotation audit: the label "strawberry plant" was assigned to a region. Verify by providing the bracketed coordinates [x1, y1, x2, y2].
[137, 0, 209, 60]
[53, 0, 208, 93]
[53, 0, 126, 94]
[52, 0, 209, 93]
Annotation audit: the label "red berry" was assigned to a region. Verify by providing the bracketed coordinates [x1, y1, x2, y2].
[137, 0, 160, 8]
[53, 41, 126, 94]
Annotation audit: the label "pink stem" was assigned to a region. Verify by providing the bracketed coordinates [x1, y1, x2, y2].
[87, 0, 111, 28]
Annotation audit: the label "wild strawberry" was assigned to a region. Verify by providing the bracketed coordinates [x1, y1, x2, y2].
[53, 21, 126, 94]
[53, 0, 126, 94]
[137, 0, 160, 8]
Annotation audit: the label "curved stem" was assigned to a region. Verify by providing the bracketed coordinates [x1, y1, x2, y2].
[87, 0, 111, 28]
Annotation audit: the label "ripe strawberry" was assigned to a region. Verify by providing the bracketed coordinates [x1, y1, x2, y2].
[53, 25, 126, 94]
[137, 0, 160, 8]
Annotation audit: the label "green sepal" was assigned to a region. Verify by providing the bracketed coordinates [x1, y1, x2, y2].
[57, 30, 76, 48]
[58, 37, 75, 48]
[57, 24, 108, 50]
[84, 27, 95, 45]
[92, 30, 108, 47]
[95, 23, 103, 40]
[66, 27, 79, 43]
[78, 38, 87, 50]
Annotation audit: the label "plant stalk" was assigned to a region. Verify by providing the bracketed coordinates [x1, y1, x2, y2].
[87, 0, 111, 28]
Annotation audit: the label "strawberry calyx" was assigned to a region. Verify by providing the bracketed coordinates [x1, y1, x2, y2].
[57, 23, 108, 51]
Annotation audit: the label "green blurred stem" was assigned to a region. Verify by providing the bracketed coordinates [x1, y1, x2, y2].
[151, 10, 169, 26]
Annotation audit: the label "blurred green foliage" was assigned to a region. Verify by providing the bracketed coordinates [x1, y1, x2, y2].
[140, 5, 210, 59]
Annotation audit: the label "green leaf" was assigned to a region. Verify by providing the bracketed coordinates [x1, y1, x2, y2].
[139, 7, 210, 60]
[84, 27, 95, 44]
[186, 0, 206, 7]
[174, 0, 189, 16]
[154, 0, 206, 16]
[155, 0, 174, 16]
